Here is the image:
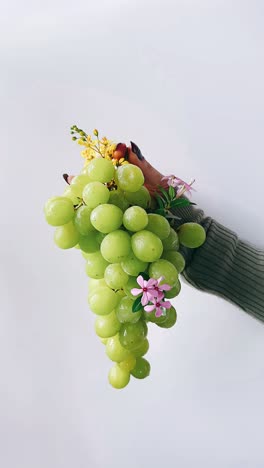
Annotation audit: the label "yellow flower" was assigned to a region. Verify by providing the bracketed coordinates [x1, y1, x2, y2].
[72, 127, 120, 167]
[78, 139, 86, 146]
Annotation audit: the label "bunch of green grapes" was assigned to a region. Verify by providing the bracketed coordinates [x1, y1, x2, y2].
[44, 157, 206, 389]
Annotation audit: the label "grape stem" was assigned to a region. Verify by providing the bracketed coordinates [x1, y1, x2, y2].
[74, 200, 84, 210]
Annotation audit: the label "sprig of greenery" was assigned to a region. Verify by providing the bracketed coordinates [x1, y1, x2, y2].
[151, 185, 196, 222]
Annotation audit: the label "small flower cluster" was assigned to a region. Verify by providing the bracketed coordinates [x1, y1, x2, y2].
[131, 275, 172, 318]
[161, 175, 196, 199]
[70, 126, 128, 167]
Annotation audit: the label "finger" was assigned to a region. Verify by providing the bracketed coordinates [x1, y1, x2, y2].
[127, 147, 150, 174]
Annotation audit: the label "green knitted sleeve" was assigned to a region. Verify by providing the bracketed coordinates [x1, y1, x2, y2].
[170, 203, 264, 322]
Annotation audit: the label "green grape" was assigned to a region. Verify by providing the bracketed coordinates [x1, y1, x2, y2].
[100, 230, 131, 263]
[133, 338, 149, 357]
[157, 306, 177, 328]
[70, 174, 92, 197]
[124, 186, 151, 209]
[85, 251, 109, 279]
[131, 230, 163, 262]
[121, 252, 148, 277]
[95, 310, 121, 338]
[162, 250, 185, 273]
[106, 334, 131, 362]
[80, 166, 90, 176]
[90, 204, 123, 233]
[162, 227, 179, 251]
[123, 276, 140, 299]
[118, 355, 136, 372]
[86, 157, 115, 183]
[74, 206, 95, 235]
[82, 182, 110, 209]
[116, 164, 144, 192]
[79, 232, 99, 253]
[109, 189, 130, 211]
[123, 206, 148, 232]
[63, 186, 80, 206]
[95, 232, 106, 245]
[149, 259, 178, 286]
[178, 222, 206, 248]
[89, 278, 107, 293]
[104, 263, 129, 289]
[54, 221, 79, 249]
[144, 309, 167, 324]
[88, 286, 119, 315]
[165, 280, 181, 298]
[116, 296, 142, 323]
[116, 289, 126, 299]
[44, 196, 74, 226]
[108, 364, 130, 389]
[131, 357, 150, 379]
[119, 320, 148, 350]
[146, 213, 171, 240]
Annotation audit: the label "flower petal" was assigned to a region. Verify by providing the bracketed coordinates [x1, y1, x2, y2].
[156, 291, 165, 301]
[141, 292, 149, 306]
[155, 307, 163, 317]
[147, 278, 158, 287]
[156, 276, 165, 285]
[131, 288, 143, 296]
[144, 304, 156, 313]
[146, 291, 156, 303]
[161, 300, 172, 309]
[161, 175, 174, 181]
[160, 283, 171, 291]
[151, 289, 162, 298]
[137, 275, 144, 288]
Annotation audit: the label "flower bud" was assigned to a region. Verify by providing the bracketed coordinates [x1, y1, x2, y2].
[113, 143, 127, 160]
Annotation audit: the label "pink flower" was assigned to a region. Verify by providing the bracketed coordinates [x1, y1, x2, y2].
[161, 175, 196, 198]
[131, 275, 157, 306]
[144, 297, 172, 318]
[151, 276, 171, 300]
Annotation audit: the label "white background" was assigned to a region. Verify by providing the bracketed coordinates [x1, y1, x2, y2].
[1, 1, 264, 467]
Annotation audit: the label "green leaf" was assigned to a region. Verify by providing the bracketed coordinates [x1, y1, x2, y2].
[159, 187, 170, 203]
[155, 193, 167, 205]
[138, 271, 149, 281]
[156, 196, 165, 209]
[170, 198, 191, 208]
[168, 186, 175, 200]
[154, 208, 166, 217]
[132, 296, 143, 313]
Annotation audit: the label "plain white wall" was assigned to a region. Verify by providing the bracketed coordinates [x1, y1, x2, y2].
[1, 1, 264, 467]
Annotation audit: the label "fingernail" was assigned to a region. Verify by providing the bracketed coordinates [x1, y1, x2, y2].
[130, 141, 145, 161]
[63, 173, 70, 184]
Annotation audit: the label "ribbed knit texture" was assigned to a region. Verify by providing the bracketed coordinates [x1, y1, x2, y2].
[170, 202, 264, 322]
